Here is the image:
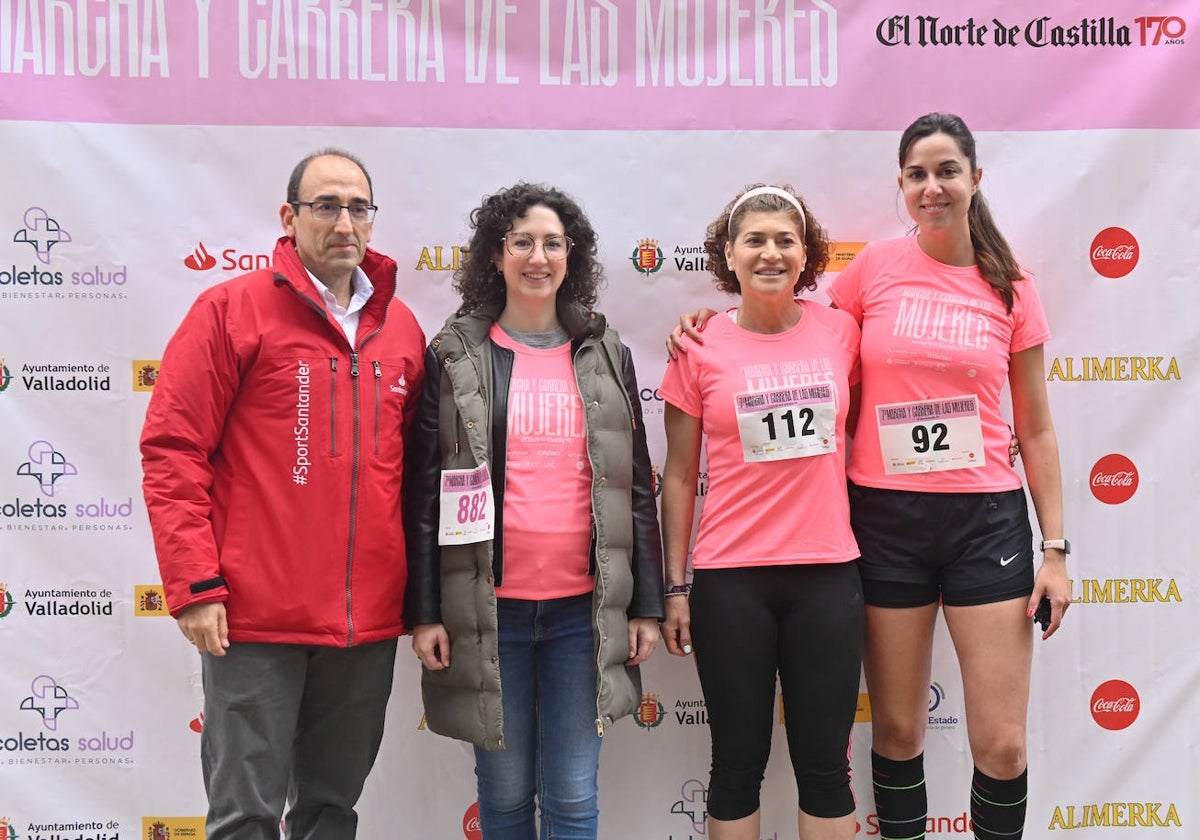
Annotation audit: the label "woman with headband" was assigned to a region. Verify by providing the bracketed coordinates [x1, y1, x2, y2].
[659, 184, 864, 840]
[670, 115, 1070, 840]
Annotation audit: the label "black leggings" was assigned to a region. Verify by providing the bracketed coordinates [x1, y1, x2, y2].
[690, 562, 864, 821]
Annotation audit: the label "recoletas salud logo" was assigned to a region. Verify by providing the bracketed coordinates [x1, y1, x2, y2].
[19, 675, 79, 731]
[12, 207, 71, 265]
[5, 207, 128, 300]
[5, 673, 137, 765]
[5, 441, 134, 531]
[15, 441, 77, 497]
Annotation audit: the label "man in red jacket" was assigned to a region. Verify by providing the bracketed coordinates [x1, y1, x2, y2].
[141, 150, 425, 840]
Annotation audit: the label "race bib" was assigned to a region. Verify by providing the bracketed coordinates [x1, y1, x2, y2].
[876, 395, 985, 474]
[438, 462, 495, 545]
[735, 384, 838, 463]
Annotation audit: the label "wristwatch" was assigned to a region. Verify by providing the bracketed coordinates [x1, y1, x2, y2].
[1040, 538, 1071, 554]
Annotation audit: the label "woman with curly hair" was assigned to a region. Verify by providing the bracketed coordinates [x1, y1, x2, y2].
[403, 182, 664, 840]
[659, 185, 864, 840]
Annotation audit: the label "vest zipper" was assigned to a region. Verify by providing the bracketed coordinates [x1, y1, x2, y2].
[575, 338, 607, 739]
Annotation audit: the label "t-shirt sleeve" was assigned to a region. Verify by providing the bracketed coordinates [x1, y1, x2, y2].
[658, 344, 703, 417]
[841, 314, 863, 388]
[1010, 272, 1053, 353]
[826, 245, 872, 323]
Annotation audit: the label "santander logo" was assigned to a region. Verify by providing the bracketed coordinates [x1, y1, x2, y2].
[1089, 227, 1139, 278]
[1090, 679, 1139, 730]
[1089, 453, 1139, 505]
[184, 242, 218, 271]
[462, 801, 481, 839]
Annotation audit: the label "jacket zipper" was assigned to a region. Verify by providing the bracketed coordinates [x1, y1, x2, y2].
[372, 360, 382, 455]
[343, 313, 385, 647]
[576, 337, 608, 738]
[329, 358, 338, 456]
[344, 351, 361, 645]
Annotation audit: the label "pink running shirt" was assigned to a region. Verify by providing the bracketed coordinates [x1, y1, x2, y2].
[659, 300, 861, 569]
[490, 325, 593, 600]
[827, 236, 1052, 492]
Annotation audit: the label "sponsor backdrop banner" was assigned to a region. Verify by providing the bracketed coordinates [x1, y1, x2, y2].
[1, 1, 1196, 837]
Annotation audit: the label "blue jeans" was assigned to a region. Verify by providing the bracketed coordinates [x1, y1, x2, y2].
[474, 593, 601, 840]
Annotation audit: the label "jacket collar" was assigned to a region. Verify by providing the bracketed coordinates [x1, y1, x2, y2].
[445, 299, 606, 349]
[270, 236, 399, 314]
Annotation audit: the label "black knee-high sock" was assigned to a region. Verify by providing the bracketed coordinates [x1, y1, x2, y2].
[970, 767, 1027, 839]
[872, 751, 927, 840]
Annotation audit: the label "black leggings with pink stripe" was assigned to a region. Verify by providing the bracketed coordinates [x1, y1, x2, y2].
[690, 562, 864, 821]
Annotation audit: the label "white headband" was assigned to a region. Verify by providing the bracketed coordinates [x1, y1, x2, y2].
[729, 186, 807, 236]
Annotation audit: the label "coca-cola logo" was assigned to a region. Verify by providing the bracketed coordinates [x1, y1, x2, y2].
[462, 801, 481, 839]
[1089, 227, 1139, 278]
[1090, 453, 1139, 505]
[1090, 679, 1140, 730]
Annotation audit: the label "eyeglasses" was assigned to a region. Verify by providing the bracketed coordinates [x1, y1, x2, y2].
[502, 233, 573, 261]
[291, 201, 377, 223]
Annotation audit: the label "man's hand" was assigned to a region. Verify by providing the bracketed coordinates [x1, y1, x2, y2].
[177, 602, 230, 656]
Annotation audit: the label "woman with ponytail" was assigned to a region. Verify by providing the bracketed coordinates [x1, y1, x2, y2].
[830, 111, 1070, 840]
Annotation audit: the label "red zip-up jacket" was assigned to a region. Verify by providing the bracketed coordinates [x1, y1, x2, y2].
[141, 237, 425, 646]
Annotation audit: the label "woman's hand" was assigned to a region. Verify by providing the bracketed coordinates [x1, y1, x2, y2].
[1028, 554, 1071, 640]
[413, 623, 451, 669]
[666, 308, 718, 359]
[660, 596, 693, 656]
[627, 618, 660, 665]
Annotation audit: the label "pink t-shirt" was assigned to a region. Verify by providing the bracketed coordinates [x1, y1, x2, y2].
[489, 325, 593, 600]
[827, 236, 1052, 492]
[659, 300, 861, 569]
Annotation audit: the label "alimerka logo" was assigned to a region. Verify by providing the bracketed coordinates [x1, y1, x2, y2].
[1048, 801, 1181, 829]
